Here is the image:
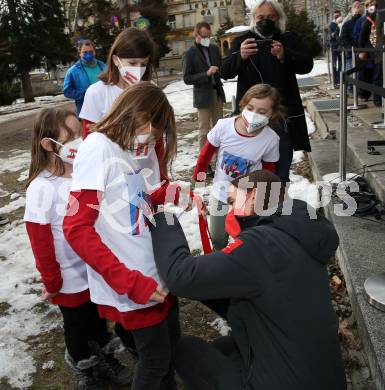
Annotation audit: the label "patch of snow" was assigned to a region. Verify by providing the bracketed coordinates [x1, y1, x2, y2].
[225, 25, 250, 34]
[10, 193, 20, 200]
[42, 360, 55, 370]
[164, 79, 238, 119]
[0, 222, 60, 388]
[292, 151, 305, 164]
[297, 59, 328, 79]
[306, 112, 316, 135]
[0, 151, 31, 174]
[288, 173, 319, 210]
[209, 318, 231, 336]
[0, 197, 25, 214]
[18, 169, 29, 182]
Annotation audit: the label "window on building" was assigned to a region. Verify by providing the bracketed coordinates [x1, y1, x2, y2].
[168, 15, 176, 30]
[219, 7, 228, 25]
[183, 13, 192, 28]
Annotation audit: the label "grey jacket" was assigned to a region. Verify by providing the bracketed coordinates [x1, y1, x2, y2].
[182, 43, 226, 109]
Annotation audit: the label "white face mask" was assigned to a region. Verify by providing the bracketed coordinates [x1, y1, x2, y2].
[368, 5, 376, 13]
[200, 37, 211, 47]
[49, 137, 82, 164]
[117, 57, 147, 85]
[128, 124, 155, 160]
[242, 109, 270, 133]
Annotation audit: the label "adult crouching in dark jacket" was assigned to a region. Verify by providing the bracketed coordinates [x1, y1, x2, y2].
[150, 170, 347, 390]
[221, 0, 313, 182]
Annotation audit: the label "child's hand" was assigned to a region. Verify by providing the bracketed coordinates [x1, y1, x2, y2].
[41, 287, 58, 303]
[149, 286, 168, 303]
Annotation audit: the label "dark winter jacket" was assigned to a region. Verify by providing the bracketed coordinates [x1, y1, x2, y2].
[221, 30, 313, 152]
[150, 199, 347, 390]
[339, 14, 362, 58]
[63, 59, 106, 115]
[329, 21, 340, 49]
[182, 43, 226, 109]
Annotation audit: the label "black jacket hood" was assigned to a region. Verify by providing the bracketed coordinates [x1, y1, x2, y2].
[237, 199, 339, 265]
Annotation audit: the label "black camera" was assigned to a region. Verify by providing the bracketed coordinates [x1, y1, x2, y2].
[255, 39, 273, 55]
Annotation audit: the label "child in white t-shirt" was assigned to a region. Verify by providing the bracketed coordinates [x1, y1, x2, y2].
[24, 108, 131, 389]
[80, 28, 156, 138]
[193, 83, 282, 250]
[64, 82, 181, 390]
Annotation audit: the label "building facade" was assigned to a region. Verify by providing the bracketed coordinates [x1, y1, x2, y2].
[160, 0, 246, 70]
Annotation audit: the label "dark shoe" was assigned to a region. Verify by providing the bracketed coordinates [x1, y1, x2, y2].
[374, 101, 382, 107]
[207, 165, 215, 179]
[65, 350, 104, 390]
[0, 216, 9, 226]
[96, 353, 132, 386]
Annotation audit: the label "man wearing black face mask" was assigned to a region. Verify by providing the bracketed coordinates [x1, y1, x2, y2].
[221, 0, 313, 184]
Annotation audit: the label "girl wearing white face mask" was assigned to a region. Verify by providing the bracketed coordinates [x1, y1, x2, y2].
[193, 84, 282, 250]
[64, 83, 183, 390]
[80, 28, 156, 139]
[24, 108, 132, 388]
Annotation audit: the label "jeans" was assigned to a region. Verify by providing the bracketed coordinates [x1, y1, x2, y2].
[129, 303, 180, 390]
[209, 198, 229, 251]
[175, 335, 244, 390]
[59, 301, 111, 363]
[345, 57, 353, 93]
[331, 49, 341, 84]
[373, 62, 383, 105]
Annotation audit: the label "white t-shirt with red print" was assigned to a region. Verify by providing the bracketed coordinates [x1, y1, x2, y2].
[24, 172, 89, 293]
[207, 117, 280, 203]
[71, 132, 164, 312]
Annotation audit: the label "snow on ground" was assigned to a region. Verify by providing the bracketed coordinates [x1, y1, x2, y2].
[164, 79, 237, 119]
[0, 222, 60, 388]
[297, 59, 328, 79]
[0, 197, 25, 214]
[0, 151, 31, 174]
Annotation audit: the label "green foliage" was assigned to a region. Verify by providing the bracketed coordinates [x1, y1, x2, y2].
[136, 0, 170, 65]
[0, 80, 20, 105]
[284, 3, 322, 57]
[74, 0, 120, 61]
[0, 0, 74, 80]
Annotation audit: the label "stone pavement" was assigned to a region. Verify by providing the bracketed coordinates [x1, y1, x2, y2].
[306, 76, 385, 390]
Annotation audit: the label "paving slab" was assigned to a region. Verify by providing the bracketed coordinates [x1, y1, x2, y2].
[309, 104, 385, 390]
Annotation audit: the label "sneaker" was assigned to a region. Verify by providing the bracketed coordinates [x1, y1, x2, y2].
[0, 216, 9, 226]
[96, 353, 132, 386]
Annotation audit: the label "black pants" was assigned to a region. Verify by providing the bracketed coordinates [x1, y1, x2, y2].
[59, 300, 111, 363]
[271, 124, 293, 183]
[331, 49, 341, 84]
[116, 303, 180, 390]
[175, 335, 244, 390]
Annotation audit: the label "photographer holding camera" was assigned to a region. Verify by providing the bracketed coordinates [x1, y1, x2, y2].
[222, 0, 313, 182]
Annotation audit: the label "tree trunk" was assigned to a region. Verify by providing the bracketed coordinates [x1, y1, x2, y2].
[20, 72, 35, 103]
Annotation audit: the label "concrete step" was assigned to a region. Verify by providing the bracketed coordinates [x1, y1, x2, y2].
[308, 111, 385, 390]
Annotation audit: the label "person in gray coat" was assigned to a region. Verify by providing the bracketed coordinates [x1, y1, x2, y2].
[183, 22, 226, 158]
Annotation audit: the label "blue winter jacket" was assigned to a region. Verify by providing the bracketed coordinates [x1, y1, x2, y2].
[63, 59, 106, 115]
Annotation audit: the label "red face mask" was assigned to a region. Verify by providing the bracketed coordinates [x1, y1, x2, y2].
[225, 209, 242, 238]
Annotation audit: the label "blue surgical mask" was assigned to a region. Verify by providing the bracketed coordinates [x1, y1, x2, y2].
[82, 51, 95, 63]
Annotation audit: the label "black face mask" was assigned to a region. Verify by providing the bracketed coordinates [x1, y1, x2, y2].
[256, 18, 276, 37]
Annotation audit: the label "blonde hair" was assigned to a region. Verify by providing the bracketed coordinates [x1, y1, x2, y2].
[249, 0, 287, 32]
[28, 108, 77, 187]
[94, 82, 177, 171]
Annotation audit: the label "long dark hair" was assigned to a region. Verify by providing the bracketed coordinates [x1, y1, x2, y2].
[27, 108, 76, 187]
